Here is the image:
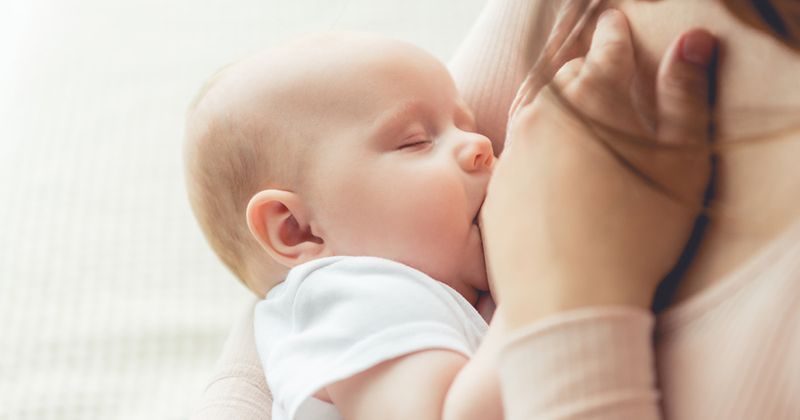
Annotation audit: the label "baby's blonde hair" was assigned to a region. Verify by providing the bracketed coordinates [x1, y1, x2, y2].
[183, 63, 306, 291]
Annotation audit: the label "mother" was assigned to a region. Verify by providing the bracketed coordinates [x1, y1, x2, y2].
[190, 1, 800, 419]
[484, 1, 799, 419]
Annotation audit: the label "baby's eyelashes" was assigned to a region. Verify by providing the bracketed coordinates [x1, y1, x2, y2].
[398, 139, 432, 150]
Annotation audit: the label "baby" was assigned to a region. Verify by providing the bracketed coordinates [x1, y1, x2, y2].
[184, 32, 505, 420]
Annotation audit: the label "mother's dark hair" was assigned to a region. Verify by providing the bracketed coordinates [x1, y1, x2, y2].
[722, 0, 800, 50]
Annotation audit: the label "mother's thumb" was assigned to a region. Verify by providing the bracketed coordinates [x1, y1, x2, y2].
[656, 29, 718, 145]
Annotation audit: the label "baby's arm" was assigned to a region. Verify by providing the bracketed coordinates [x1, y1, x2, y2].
[326, 314, 508, 420]
[326, 350, 470, 420]
[441, 311, 507, 419]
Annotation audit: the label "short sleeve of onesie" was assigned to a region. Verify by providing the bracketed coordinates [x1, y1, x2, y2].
[254, 256, 488, 420]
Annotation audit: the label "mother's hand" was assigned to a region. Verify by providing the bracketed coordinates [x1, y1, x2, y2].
[480, 10, 718, 328]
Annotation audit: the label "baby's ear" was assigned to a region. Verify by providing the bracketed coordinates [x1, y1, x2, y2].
[246, 190, 329, 268]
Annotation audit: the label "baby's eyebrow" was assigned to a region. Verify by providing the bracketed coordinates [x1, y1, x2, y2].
[370, 101, 428, 140]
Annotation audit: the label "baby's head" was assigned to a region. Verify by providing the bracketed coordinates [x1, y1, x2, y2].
[184, 32, 493, 303]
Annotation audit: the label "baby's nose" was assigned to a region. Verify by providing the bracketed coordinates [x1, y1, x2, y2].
[458, 134, 494, 172]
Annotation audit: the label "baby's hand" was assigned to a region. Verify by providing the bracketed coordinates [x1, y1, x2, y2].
[481, 9, 717, 328]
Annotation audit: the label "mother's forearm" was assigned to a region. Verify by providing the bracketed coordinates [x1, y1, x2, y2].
[497, 307, 661, 420]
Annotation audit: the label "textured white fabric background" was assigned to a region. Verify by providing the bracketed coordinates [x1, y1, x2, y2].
[0, 1, 484, 419]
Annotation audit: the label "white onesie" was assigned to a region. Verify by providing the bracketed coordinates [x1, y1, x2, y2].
[254, 256, 488, 420]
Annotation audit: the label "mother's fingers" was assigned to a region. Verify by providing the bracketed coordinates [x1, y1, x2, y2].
[583, 9, 635, 87]
[553, 57, 584, 86]
[509, 8, 634, 126]
[656, 29, 717, 145]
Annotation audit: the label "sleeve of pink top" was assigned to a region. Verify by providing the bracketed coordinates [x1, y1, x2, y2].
[497, 307, 661, 420]
[189, 299, 273, 420]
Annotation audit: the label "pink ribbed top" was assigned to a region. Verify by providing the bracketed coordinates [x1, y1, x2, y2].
[497, 219, 800, 419]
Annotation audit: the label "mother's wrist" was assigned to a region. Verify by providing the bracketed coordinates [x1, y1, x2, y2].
[493, 271, 654, 330]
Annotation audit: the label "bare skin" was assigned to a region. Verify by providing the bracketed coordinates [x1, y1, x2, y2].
[608, 0, 800, 305]
[483, 9, 717, 327]
[483, 1, 800, 328]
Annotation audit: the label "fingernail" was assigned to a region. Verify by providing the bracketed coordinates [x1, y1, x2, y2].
[681, 31, 716, 67]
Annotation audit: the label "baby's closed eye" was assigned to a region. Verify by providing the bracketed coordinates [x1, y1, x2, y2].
[398, 139, 432, 150]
